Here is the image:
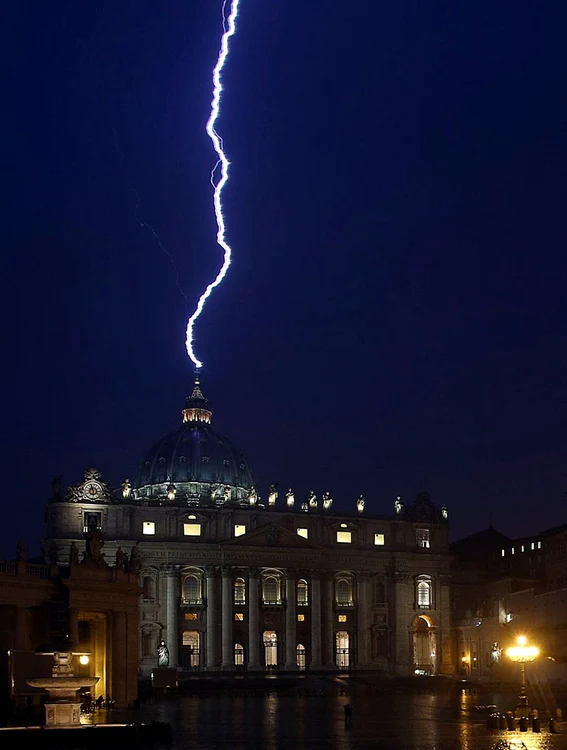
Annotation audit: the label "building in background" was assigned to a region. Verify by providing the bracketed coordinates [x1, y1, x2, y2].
[44, 376, 454, 677]
[0, 546, 140, 712]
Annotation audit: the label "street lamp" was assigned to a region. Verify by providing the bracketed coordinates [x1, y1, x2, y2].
[506, 635, 539, 718]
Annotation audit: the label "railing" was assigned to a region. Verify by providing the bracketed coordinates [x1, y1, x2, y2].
[0, 561, 16, 574]
[0, 561, 51, 578]
[26, 564, 51, 578]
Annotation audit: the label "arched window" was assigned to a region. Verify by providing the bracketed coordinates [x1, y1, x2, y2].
[374, 580, 385, 604]
[416, 577, 432, 608]
[234, 643, 244, 666]
[142, 631, 154, 657]
[183, 574, 201, 604]
[336, 577, 352, 605]
[263, 576, 279, 604]
[142, 576, 155, 600]
[297, 579, 308, 606]
[296, 643, 306, 670]
[234, 577, 246, 605]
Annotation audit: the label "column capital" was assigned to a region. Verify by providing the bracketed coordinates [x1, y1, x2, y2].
[221, 565, 232, 577]
[160, 564, 178, 575]
[205, 565, 220, 576]
[248, 567, 259, 578]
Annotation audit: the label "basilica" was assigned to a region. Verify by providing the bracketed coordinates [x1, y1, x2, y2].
[45, 376, 454, 677]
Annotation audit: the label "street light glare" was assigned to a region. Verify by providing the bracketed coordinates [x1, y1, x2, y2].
[517, 635, 527, 646]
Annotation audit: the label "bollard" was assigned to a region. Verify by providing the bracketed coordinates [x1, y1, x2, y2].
[488, 713, 499, 730]
[507, 713, 516, 731]
[500, 714, 508, 730]
[519, 716, 528, 732]
[532, 717, 540, 733]
[549, 717, 556, 733]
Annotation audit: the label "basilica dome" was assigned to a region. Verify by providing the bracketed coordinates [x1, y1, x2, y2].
[134, 375, 254, 500]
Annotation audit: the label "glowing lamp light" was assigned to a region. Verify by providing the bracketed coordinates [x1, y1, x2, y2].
[79, 655, 89, 666]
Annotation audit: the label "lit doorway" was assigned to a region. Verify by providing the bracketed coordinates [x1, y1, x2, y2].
[336, 631, 349, 668]
[263, 630, 278, 668]
[296, 643, 306, 670]
[412, 616, 436, 674]
[182, 630, 200, 668]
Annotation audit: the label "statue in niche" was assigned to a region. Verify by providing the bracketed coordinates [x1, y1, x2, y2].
[115, 547, 127, 570]
[122, 478, 132, 499]
[157, 640, 170, 667]
[16, 539, 26, 562]
[69, 542, 79, 566]
[322, 491, 333, 510]
[129, 542, 141, 572]
[268, 484, 278, 507]
[286, 488, 295, 508]
[308, 490, 317, 508]
[51, 475, 63, 501]
[394, 497, 403, 515]
[85, 528, 104, 565]
[248, 486, 258, 505]
[356, 495, 365, 513]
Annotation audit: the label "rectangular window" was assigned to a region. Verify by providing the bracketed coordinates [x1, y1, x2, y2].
[234, 524, 246, 537]
[336, 531, 352, 544]
[538, 541, 542, 549]
[183, 523, 201, 536]
[184, 612, 198, 621]
[501, 549, 505, 557]
[234, 613, 244, 622]
[531, 542, 535, 550]
[374, 533, 385, 546]
[338, 614, 347, 623]
[297, 614, 305, 622]
[416, 529, 430, 548]
[511, 547, 515, 554]
[143, 521, 155, 535]
[297, 528, 309, 539]
[521, 545, 525, 553]
[83, 512, 102, 533]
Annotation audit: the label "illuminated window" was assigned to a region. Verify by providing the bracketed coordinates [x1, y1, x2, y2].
[297, 579, 308, 605]
[184, 523, 201, 536]
[338, 614, 347, 623]
[183, 574, 201, 603]
[374, 533, 385, 546]
[262, 575, 280, 604]
[336, 531, 352, 544]
[234, 577, 246, 605]
[184, 612, 198, 621]
[234, 524, 246, 537]
[234, 612, 244, 622]
[511, 547, 515, 555]
[340, 523, 348, 528]
[297, 614, 305, 622]
[416, 577, 432, 608]
[538, 541, 542, 550]
[143, 521, 155, 535]
[234, 643, 244, 666]
[297, 528, 308, 539]
[416, 529, 430, 549]
[501, 549, 505, 557]
[531, 542, 535, 550]
[336, 578, 352, 605]
[521, 545, 525, 552]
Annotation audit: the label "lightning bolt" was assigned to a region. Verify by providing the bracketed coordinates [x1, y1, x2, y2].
[185, 0, 241, 369]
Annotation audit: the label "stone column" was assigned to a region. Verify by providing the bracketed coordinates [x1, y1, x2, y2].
[163, 567, 179, 668]
[285, 575, 296, 670]
[68, 608, 79, 647]
[324, 574, 335, 668]
[439, 573, 455, 674]
[357, 576, 369, 667]
[310, 573, 322, 668]
[393, 570, 411, 675]
[206, 567, 218, 669]
[247, 569, 261, 670]
[221, 567, 233, 670]
[112, 611, 128, 707]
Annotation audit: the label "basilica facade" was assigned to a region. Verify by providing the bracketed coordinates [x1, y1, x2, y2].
[45, 377, 454, 676]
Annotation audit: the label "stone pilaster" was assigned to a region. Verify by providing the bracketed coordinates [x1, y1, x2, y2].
[221, 567, 233, 669]
[439, 573, 454, 674]
[15, 607, 29, 650]
[393, 569, 411, 675]
[310, 573, 322, 668]
[324, 574, 335, 667]
[161, 566, 179, 668]
[285, 575, 296, 669]
[206, 567, 218, 669]
[357, 576, 370, 667]
[247, 569, 260, 670]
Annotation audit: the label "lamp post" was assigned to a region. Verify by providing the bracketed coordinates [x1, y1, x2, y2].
[506, 635, 539, 718]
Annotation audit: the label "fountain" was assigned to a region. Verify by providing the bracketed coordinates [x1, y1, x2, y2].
[26, 648, 99, 726]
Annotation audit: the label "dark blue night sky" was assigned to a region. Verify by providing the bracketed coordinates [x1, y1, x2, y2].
[2, 1, 566, 557]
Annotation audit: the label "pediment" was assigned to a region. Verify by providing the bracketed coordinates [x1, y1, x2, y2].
[222, 522, 318, 550]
